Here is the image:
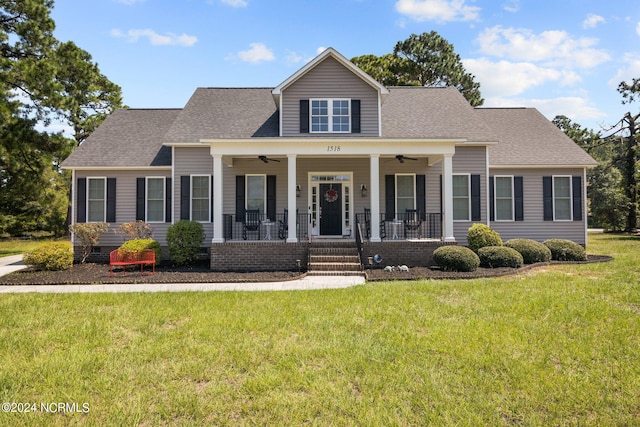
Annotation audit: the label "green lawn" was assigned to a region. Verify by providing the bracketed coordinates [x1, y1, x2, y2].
[0, 233, 638, 426]
[0, 238, 65, 257]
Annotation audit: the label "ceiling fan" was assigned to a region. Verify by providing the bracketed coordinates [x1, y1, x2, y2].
[395, 155, 418, 163]
[258, 155, 281, 163]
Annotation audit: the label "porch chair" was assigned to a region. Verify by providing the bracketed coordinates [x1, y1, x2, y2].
[242, 209, 261, 240]
[277, 208, 299, 240]
[364, 208, 386, 240]
[403, 208, 423, 239]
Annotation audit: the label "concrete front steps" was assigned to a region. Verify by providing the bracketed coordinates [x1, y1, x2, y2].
[307, 241, 364, 277]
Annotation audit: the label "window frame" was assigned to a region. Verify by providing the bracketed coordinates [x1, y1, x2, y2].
[310, 99, 351, 133]
[245, 174, 266, 216]
[494, 175, 514, 222]
[395, 173, 416, 219]
[553, 175, 573, 221]
[87, 177, 107, 223]
[452, 173, 471, 222]
[190, 175, 210, 223]
[146, 177, 166, 223]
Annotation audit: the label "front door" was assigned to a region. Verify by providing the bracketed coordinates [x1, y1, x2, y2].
[319, 183, 342, 235]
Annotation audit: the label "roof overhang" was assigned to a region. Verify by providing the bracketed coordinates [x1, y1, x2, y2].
[489, 164, 597, 169]
[271, 48, 389, 107]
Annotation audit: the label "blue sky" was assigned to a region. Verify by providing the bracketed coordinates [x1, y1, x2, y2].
[50, 0, 640, 133]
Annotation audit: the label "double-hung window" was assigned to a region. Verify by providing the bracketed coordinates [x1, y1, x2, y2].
[553, 176, 572, 220]
[494, 176, 514, 221]
[246, 175, 266, 215]
[191, 175, 210, 222]
[453, 174, 470, 221]
[146, 177, 165, 222]
[311, 99, 350, 133]
[87, 178, 106, 222]
[395, 174, 415, 216]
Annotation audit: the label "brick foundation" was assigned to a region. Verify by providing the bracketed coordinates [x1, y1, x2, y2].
[210, 242, 309, 272]
[362, 240, 456, 268]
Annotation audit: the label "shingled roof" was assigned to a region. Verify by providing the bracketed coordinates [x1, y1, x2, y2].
[163, 88, 279, 142]
[382, 86, 496, 141]
[62, 109, 179, 168]
[476, 108, 598, 167]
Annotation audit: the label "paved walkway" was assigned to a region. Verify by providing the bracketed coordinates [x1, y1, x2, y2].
[0, 256, 365, 293]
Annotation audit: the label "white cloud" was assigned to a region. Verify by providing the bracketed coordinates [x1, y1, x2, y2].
[583, 14, 605, 29]
[484, 96, 607, 122]
[464, 58, 581, 97]
[608, 54, 640, 88]
[502, 0, 519, 13]
[395, 0, 480, 22]
[110, 28, 197, 46]
[477, 26, 610, 68]
[234, 43, 275, 63]
[220, 0, 247, 7]
[637, 21, 640, 36]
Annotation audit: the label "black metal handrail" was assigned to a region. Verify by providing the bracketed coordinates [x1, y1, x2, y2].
[222, 212, 310, 241]
[355, 212, 442, 240]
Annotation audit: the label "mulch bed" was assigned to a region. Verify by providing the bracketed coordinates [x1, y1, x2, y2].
[0, 255, 612, 286]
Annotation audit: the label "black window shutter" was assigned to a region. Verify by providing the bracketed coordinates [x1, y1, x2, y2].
[235, 175, 245, 222]
[572, 176, 582, 221]
[76, 178, 87, 223]
[471, 174, 481, 221]
[416, 175, 426, 220]
[180, 176, 190, 220]
[106, 178, 116, 223]
[300, 99, 309, 133]
[385, 175, 395, 219]
[165, 178, 172, 223]
[351, 100, 361, 133]
[267, 175, 276, 221]
[543, 176, 553, 221]
[514, 176, 524, 221]
[489, 176, 495, 221]
[210, 175, 215, 223]
[439, 175, 443, 216]
[136, 178, 145, 221]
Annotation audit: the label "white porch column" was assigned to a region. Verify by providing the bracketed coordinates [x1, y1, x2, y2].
[370, 154, 381, 242]
[287, 154, 298, 242]
[442, 153, 455, 242]
[212, 154, 224, 243]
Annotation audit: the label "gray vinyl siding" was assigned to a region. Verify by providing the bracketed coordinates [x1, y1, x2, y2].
[173, 147, 214, 242]
[74, 170, 171, 247]
[281, 57, 380, 137]
[489, 168, 587, 245]
[452, 146, 488, 245]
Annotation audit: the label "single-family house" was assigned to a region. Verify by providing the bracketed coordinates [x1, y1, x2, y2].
[61, 48, 597, 272]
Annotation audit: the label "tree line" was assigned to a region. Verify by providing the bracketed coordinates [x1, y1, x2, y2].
[1, 1, 637, 236]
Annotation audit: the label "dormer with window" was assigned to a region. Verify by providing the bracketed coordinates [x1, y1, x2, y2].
[272, 48, 387, 137]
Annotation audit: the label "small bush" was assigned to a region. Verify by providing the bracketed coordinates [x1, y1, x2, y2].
[543, 239, 587, 261]
[70, 222, 109, 263]
[119, 221, 153, 240]
[478, 246, 523, 268]
[467, 223, 502, 253]
[505, 238, 551, 264]
[166, 220, 205, 266]
[24, 242, 73, 271]
[119, 239, 161, 265]
[433, 245, 480, 272]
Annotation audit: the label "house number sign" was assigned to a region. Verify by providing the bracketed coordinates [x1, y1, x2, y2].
[327, 145, 341, 152]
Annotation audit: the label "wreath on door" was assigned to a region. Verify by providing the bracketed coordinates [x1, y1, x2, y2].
[324, 187, 339, 203]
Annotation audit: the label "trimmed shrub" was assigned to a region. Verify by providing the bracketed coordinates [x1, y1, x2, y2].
[543, 239, 587, 261]
[24, 242, 73, 271]
[433, 245, 480, 272]
[166, 220, 205, 266]
[505, 238, 551, 264]
[467, 223, 502, 253]
[119, 221, 153, 240]
[119, 239, 161, 265]
[478, 246, 523, 268]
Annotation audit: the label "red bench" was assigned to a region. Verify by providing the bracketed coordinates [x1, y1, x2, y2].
[109, 249, 156, 277]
